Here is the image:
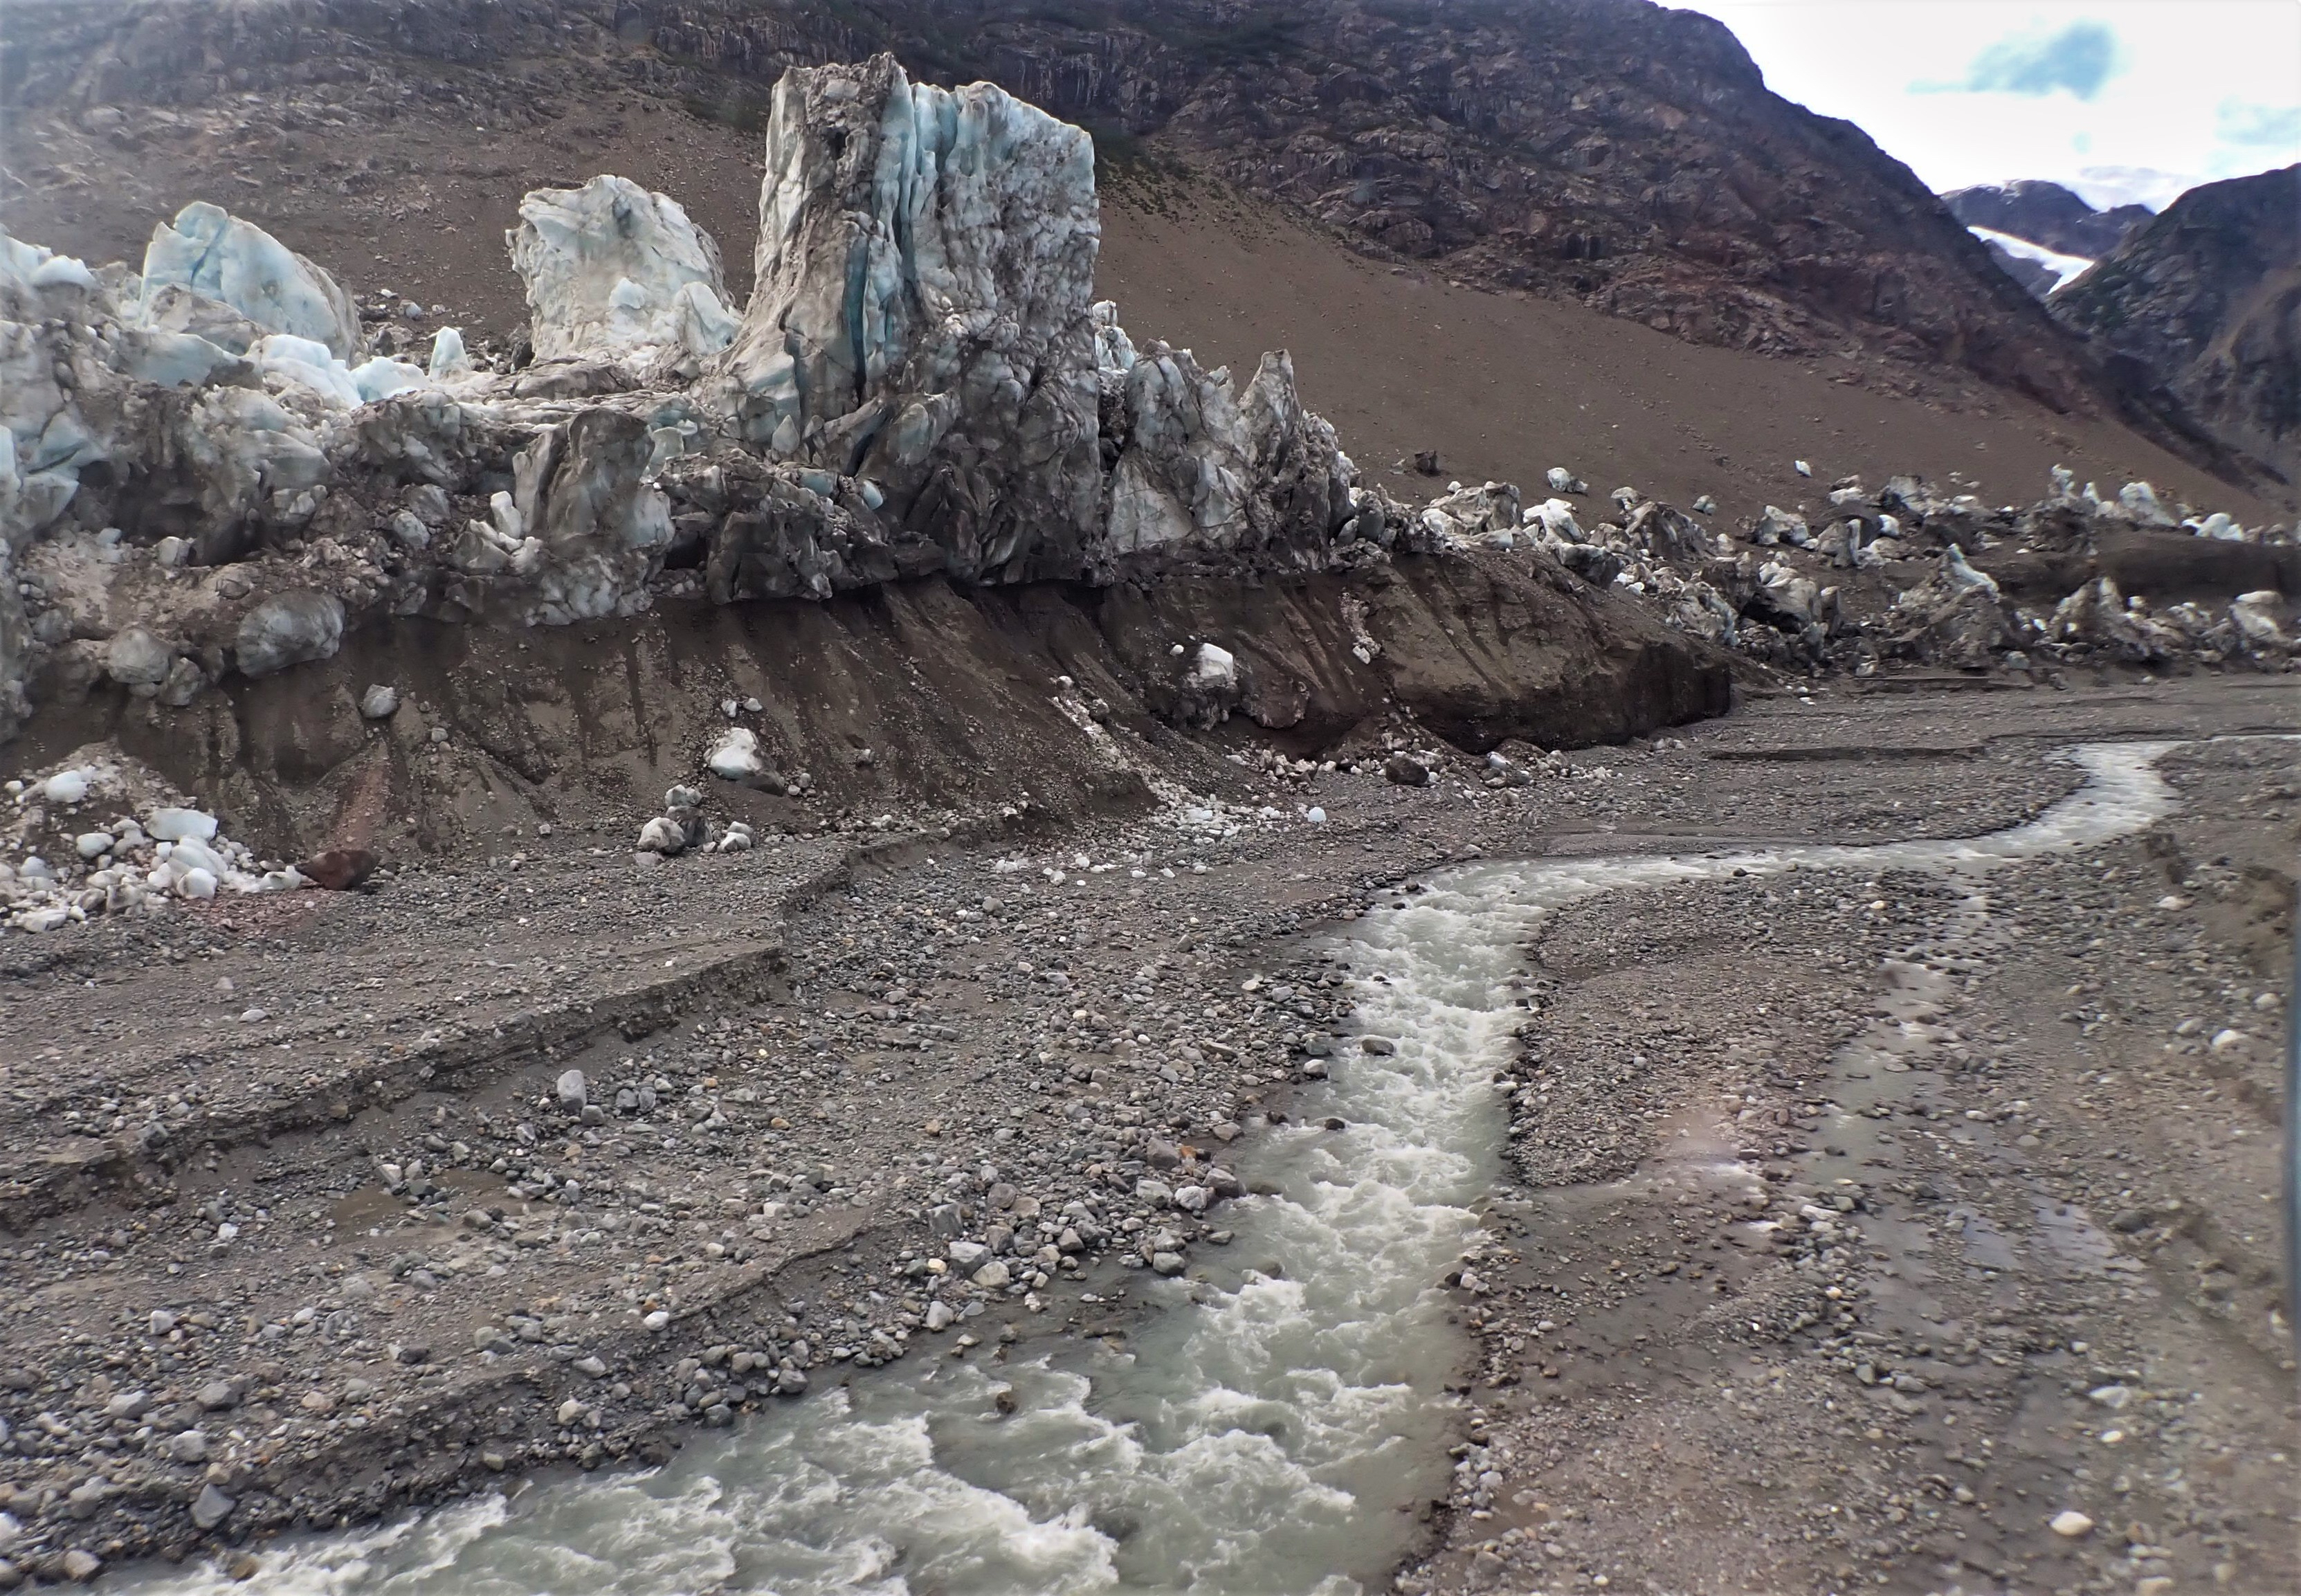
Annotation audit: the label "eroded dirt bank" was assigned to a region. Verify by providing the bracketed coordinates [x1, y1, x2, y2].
[10, 550, 1731, 863]
[0, 675, 2290, 1592]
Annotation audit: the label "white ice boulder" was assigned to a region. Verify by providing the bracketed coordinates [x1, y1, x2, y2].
[1526, 498, 1583, 541]
[1940, 544, 2000, 598]
[2230, 590, 2290, 651]
[2116, 480, 2177, 527]
[148, 806, 217, 842]
[1189, 642, 1238, 692]
[140, 203, 363, 359]
[349, 356, 431, 404]
[706, 726, 763, 781]
[509, 176, 735, 370]
[251, 333, 363, 408]
[428, 326, 473, 379]
[164, 837, 225, 878]
[42, 768, 90, 805]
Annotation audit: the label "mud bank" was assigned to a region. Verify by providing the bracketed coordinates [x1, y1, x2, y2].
[12, 551, 1731, 858]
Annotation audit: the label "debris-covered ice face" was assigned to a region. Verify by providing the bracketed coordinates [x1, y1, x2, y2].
[0, 53, 1397, 749]
[509, 176, 736, 374]
[725, 54, 1109, 566]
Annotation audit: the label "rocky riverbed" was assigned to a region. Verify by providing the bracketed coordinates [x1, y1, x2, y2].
[0, 673, 2291, 1592]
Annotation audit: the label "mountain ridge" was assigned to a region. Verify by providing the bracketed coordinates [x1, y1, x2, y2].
[2050, 165, 2301, 487]
[1943, 180, 2154, 261]
[0, 0, 2272, 491]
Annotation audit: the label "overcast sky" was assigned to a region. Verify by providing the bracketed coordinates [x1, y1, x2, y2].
[1672, 1, 2301, 210]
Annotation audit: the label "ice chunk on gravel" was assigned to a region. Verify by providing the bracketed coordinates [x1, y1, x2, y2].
[147, 806, 218, 842]
[707, 726, 762, 780]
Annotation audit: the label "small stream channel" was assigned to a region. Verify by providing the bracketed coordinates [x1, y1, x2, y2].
[125, 743, 2181, 1595]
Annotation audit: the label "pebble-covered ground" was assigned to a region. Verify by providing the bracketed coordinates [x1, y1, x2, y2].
[0, 672, 2291, 1590]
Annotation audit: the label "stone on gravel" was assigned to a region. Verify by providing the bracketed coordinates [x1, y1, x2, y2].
[360, 684, 400, 719]
[2049, 1509, 2093, 1538]
[190, 1484, 237, 1531]
[295, 845, 376, 891]
[557, 1069, 588, 1111]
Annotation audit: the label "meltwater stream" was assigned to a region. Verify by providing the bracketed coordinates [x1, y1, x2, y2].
[129, 743, 2181, 1596]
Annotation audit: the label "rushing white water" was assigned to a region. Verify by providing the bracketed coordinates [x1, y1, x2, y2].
[124, 743, 2180, 1596]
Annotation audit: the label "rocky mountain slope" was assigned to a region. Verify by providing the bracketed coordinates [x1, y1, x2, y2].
[1093, 181, 2286, 527]
[2050, 165, 2301, 486]
[0, 0, 2238, 469]
[1944, 181, 2152, 261]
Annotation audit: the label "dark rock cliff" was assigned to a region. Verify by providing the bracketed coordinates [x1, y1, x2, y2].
[2050, 166, 2301, 484]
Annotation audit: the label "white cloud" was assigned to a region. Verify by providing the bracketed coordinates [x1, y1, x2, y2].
[1675, 1, 2301, 206]
[1916, 18, 2122, 100]
[2216, 98, 2301, 150]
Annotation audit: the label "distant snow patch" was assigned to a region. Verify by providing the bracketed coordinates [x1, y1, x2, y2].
[1967, 226, 2095, 291]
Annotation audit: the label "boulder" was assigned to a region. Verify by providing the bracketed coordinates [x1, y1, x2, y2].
[299, 846, 379, 891]
[103, 627, 173, 692]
